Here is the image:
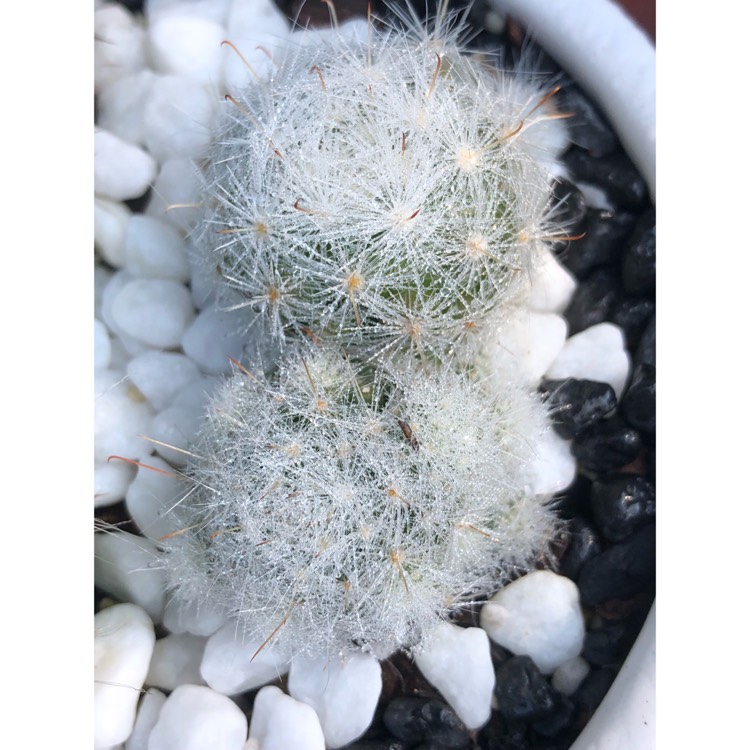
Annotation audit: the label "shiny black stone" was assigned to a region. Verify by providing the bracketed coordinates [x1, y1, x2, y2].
[563, 148, 649, 210]
[478, 714, 529, 750]
[347, 743, 409, 750]
[583, 614, 644, 667]
[532, 695, 575, 737]
[539, 378, 618, 440]
[578, 524, 656, 605]
[495, 656, 559, 722]
[590, 474, 655, 542]
[556, 86, 618, 157]
[382, 697, 470, 749]
[635, 314, 655, 368]
[611, 297, 656, 350]
[621, 208, 656, 296]
[559, 207, 637, 279]
[622, 364, 656, 435]
[552, 474, 592, 520]
[572, 667, 618, 716]
[572, 417, 643, 473]
[558, 518, 602, 581]
[563, 268, 622, 335]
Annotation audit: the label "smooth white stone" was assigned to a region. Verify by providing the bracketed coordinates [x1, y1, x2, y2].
[480, 570, 585, 674]
[528, 249, 577, 314]
[527, 427, 577, 497]
[146, 633, 208, 690]
[222, 0, 290, 92]
[414, 623, 494, 731]
[492, 310, 568, 384]
[545, 322, 631, 399]
[124, 215, 190, 282]
[287, 652, 381, 748]
[96, 266, 114, 318]
[575, 180, 614, 210]
[145, 158, 203, 234]
[181, 308, 247, 375]
[125, 688, 166, 750]
[249, 686, 325, 750]
[95, 129, 157, 202]
[552, 655, 590, 696]
[97, 70, 158, 148]
[95, 531, 166, 622]
[101, 271, 151, 356]
[110, 278, 195, 349]
[95, 603, 155, 749]
[149, 15, 225, 84]
[148, 684, 248, 750]
[95, 368, 154, 463]
[95, 4, 147, 93]
[143, 75, 218, 162]
[125, 454, 185, 541]
[201, 623, 292, 695]
[95, 318, 113, 370]
[127, 351, 201, 412]
[145, 0, 232, 25]
[163, 594, 228, 637]
[95, 457, 137, 508]
[95, 198, 132, 268]
[109, 336, 134, 370]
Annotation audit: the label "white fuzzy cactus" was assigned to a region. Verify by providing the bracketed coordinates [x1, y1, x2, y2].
[161, 347, 558, 658]
[194, 4, 569, 360]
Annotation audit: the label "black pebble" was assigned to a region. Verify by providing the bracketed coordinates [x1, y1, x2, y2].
[590, 474, 655, 542]
[563, 268, 621, 335]
[611, 297, 656, 350]
[347, 743, 409, 750]
[634, 314, 655, 368]
[557, 86, 618, 157]
[583, 613, 645, 667]
[559, 207, 636, 279]
[539, 378, 618, 440]
[577, 523, 656, 606]
[572, 667, 618, 717]
[563, 148, 649, 210]
[621, 363, 656, 435]
[621, 208, 656, 296]
[558, 518, 602, 581]
[532, 695, 575, 738]
[382, 697, 470, 749]
[494, 656, 560, 722]
[572, 417, 643, 474]
[478, 714, 529, 750]
[552, 474, 593, 520]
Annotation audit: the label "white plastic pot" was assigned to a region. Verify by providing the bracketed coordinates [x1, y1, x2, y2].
[489, 1, 655, 748]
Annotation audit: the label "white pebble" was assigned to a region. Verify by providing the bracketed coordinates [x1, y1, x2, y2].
[146, 633, 207, 690]
[96, 266, 114, 318]
[125, 688, 166, 750]
[95, 531, 166, 622]
[143, 74, 218, 162]
[101, 271, 151, 356]
[480, 570, 585, 674]
[95, 198, 132, 268]
[124, 215, 190, 282]
[149, 15, 225, 84]
[492, 310, 568, 384]
[163, 594, 228, 637]
[527, 427, 577, 497]
[95, 457, 137, 508]
[110, 278, 195, 349]
[145, 0, 232, 26]
[545, 322, 631, 399]
[146, 158, 203, 234]
[95, 318, 113, 370]
[95, 129, 157, 202]
[288, 652, 382, 748]
[126, 350, 201, 411]
[415, 623, 494, 730]
[125, 454, 185, 541]
[552, 655, 590, 696]
[181, 308, 248, 374]
[95, 4, 147, 93]
[527, 249, 577, 314]
[95, 368, 154, 463]
[97, 70, 158, 148]
[95, 603, 155, 749]
[222, 0, 290, 92]
[249, 686, 325, 750]
[201, 623, 292, 695]
[148, 684, 248, 750]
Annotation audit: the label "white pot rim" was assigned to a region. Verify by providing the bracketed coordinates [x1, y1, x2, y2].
[489, 2, 656, 749]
